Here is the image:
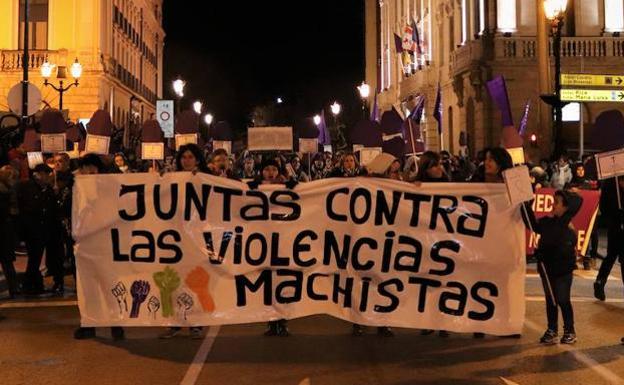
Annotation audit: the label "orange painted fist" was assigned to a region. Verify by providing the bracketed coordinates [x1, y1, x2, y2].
[185, 266, 215, 312]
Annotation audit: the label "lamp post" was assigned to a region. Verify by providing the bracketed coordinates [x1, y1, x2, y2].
[172, 78, 185, 115]
[203, 113, 213, 141]
[313, 114, 321, 126]
[330, 101, 341, 147]
[543, 0, 568, 156]
[40, 58, 82, 111]
[357, 82, 370, 120]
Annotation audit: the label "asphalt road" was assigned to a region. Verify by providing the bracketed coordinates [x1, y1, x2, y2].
[1, 260, 624, 385]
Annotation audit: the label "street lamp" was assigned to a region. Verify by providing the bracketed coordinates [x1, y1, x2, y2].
[193, 101, 202, 114]
[204, 113, 214, 125]
[277, 97, 283, 104]
[330, 101, 341, 116]
[40, 58, 82, 110]
[543, 0, 568, 155]
[313, 115, 321, 126]
[357, 82, 370, 119]
[173, 78, 185, 98]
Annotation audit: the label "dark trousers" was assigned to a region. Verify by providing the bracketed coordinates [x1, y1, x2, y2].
[596, 225, 624, 285]
[539, 264, 574, 333]
[0, 258, 18, 295]
[23, 225, 64, 291]
[23, 233, 45, 291]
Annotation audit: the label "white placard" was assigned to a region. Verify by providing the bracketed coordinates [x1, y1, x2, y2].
[141, 142, 165, 160]
[299, 138, 318, 154]
[359, 147, 383, 166]
[175, 134, 198, 150]
[353, 144, 364, 153]
[247, 126, 293, 151]
[503, 165, 534, 206]
[40, 133, 66, 153]
[157, 100, 175, 139]
[85, 134, 110, 155]
[26, 152, 44, 169]
[323, 145, 333, 153]
[595, 149, 624, 180]
[506, 147, 525, 165]
[213, 140, 232, 155]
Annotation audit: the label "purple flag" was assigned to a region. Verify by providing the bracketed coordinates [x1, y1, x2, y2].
[403, 95, 425, 153]
[317, 110, 331, 146]
[370, 92, 380, 123]
[433, 83, 442, 135]
[486, 75, 514, 127]
[518, 99, 531, 136]
[394, 34, 404, 53]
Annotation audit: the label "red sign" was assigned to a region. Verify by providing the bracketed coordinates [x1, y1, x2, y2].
[526, 188, 601, 256]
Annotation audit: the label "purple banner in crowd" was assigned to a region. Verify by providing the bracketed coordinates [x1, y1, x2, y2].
[486, 76, 514, 127]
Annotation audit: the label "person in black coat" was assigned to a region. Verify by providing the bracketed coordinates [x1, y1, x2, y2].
[524, 190, 583, 344]
[17, 163, 64, 295]
[0, 165, 19, 297]
[593, 177, 624, 301]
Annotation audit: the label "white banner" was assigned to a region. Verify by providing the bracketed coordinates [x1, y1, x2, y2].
[73, 174, 526, 334]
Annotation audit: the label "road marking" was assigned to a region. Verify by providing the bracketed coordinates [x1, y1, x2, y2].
[524, 319, 624, 385]
[180, 326, 220, 385]
[499, 377, 520, 385]
[0, 300, 77, 308]
[298, 378, 311, 385]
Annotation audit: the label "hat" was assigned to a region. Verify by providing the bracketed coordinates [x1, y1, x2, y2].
[33, 163, 53, 174]
[367, 153, 396, 175]
[261, 158, 280, 171]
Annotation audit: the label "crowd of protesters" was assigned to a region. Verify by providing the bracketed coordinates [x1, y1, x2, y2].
[0, 136, 619, 346]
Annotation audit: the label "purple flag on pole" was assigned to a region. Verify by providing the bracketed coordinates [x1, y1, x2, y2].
[317, 110, 330, 146]
[394, 34, 404, 53]
[518, 99, 531, 136]
[403, 95, 426, 154]
[433, 83, 442, 135]
[370, 92, 380, 123]
[486, 75, 514, 127]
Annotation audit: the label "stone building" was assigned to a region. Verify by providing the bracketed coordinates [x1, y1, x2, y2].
[0, 0, 164, 127]
[365, 0, 624, 158]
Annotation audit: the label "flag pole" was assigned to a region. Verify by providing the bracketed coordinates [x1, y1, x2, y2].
[407, 118, 417, 155]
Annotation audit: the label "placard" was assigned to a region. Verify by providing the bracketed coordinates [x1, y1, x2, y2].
[506, 147, 525, 165]
[595, 149, 624, 180]
[323, 145, 333, 153]
[85, 134, 110, 155]
[213, 140, 232, 155]
[247, 127, 293, 151]
[359, 147, 383, 166]
[41, 133, 67, 153]
[175, 134, 198, 151]
[157, 100, 175, 138]
[141, 142, 165, 160]
[502, 166, 533, 206]
[26, 152, 44, 169]
[353, 144, 364, 153]
[299, 138, 318, 154]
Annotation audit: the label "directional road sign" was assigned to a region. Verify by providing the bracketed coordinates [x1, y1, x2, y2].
[561, 89, 624, 103]
[561, 74, 624, 87]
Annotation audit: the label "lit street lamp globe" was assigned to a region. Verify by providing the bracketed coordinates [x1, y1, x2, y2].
[313, 115, 321, 126]
[193, 101, 203, 114]
[357, 82, 370, 99]
[173, 78, 185, 98]
[70, 58, 82, 80]
[544, 0, 567, 20]
[204, 113, 214, 125]
[40, 60, 54, 79]
[330, 101, 341, 116]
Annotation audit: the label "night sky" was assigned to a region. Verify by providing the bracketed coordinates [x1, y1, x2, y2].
[162, 0, 365, 135]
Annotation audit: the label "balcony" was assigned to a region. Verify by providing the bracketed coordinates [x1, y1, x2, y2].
[451, 36, 624, 76]
[0, 49, 66, 72]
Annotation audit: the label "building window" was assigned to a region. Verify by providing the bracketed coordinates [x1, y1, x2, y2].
[496, 0, 516, 34]
[18, 0, 49, 50]
[605, 0, 624, 33]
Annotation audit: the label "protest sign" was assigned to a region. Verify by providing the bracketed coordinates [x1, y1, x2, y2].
[175, 134, 198, 151]
[595, 148, 624, 180]
[74, 175, 525, 335]
[85, 134, 110, 155]
[213, 140, 232, 155]
[141, 143, 165, 160]
[41, 133, 67, 153]
[503, 166, 533, 206]
[526, 188, 600, 256]
[299, 138, 318, 154]
[248, 127, 293, 151]
[26, 152, 44, 169]
[506, 148, 525, 166]
[359, 147, 383, 166]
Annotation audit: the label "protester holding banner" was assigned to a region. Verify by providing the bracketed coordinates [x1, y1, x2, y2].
[593, 177, 624, 301]
[113, 153, 131, 174]
[74, 155, 125, 341]
[524, 190, 583, 344]
[238, 155, 258, 180]
[551, 154, 573, 190]
[471, 148, 513, 183]
[175, 144, 209, 174]
[289, 155, 310, 182]
[310, 153, 328, 180]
